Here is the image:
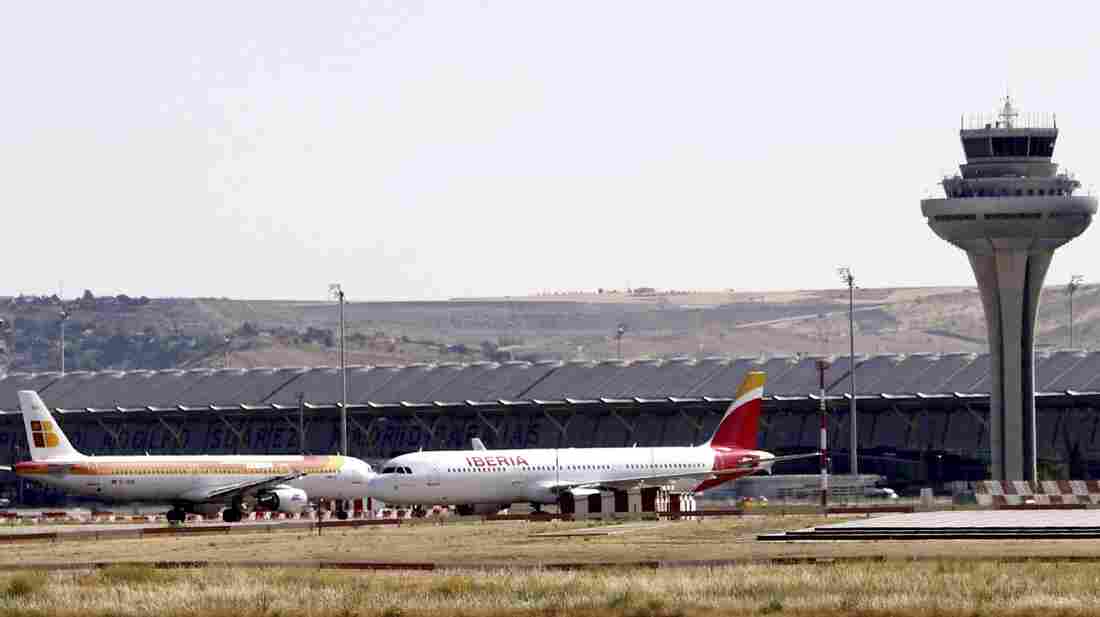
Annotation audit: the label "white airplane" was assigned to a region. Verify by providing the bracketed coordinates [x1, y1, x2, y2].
[367, 371, 813, 514]
[0, 391, 375, 522]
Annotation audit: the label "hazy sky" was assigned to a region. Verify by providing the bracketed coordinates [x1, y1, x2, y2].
[4, 1, 1100, 301]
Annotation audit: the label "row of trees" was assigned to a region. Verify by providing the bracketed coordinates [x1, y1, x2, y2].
[8, 317, 222, 372]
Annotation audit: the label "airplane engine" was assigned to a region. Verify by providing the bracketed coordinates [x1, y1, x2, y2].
[455, 503, 509, 516]
[257, 487, 309, 514]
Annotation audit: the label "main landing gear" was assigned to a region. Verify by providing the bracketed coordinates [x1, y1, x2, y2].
[222, 496, 246, 523]
[166, 507, 187, 524]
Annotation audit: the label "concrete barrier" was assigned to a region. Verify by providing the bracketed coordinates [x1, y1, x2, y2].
[976, 480, 1100, 505]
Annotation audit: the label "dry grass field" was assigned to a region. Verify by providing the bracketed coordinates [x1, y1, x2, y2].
[4, 560, 1100, 616]
[4, 518, 1100, 615]
[6, 515, 1100, 567]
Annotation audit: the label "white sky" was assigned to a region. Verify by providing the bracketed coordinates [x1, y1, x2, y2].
[3, 1, 1099, 301]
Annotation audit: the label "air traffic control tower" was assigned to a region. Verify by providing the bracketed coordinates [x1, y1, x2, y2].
[921, 98, 1096, 480]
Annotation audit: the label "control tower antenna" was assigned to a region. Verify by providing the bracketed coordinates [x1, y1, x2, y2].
[999, 95, 1018, 128]
[921, 98, 1096, 481]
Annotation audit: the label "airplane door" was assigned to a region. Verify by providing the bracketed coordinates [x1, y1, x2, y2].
[510, 472, 527, 501]
[80, 464, 103, 497]
[428, 464, 441, 488]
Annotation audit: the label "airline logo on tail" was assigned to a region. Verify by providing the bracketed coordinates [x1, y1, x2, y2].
[30, 420, 60, 448]
[706, 371, 765, 450]
[18, 391, 83, 461]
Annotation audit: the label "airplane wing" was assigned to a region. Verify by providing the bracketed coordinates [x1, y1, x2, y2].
[0, 465, 10, 472]
[179, 471, 307, 503]
[471, 438, 487, 451]
[770, 452, 821, 464]
[540, 470, 715, 495]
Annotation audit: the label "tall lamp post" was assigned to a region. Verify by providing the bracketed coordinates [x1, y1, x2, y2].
[330, 284, 347, 456]
[1068, 275, 1084, 349]
[58, 307, 70, 376]
[837, 267, 857, 476]
[0, 318, 9, 378]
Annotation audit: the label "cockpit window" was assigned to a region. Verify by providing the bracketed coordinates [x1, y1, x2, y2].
[400, 467, 412, 474]
[382, 467, 396, 474]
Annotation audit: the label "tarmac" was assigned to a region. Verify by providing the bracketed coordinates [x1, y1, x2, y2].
[759, 509, 1100, 540]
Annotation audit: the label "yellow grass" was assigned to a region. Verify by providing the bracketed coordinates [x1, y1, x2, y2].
[7, 516, 1100, 568]
[1, 561, 1100, 616]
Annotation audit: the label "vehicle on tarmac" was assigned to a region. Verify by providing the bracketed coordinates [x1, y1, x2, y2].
[368, 371, 816, 515]
[0, 391, 375, 522]
[864, 486, 899, 499]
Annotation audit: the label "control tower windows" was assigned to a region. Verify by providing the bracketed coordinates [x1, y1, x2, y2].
[964, 138, 992, 158]
[1030, 137, 1055, 157]
[991, 136, 1029, 157]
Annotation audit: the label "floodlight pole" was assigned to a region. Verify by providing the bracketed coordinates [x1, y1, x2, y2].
[297, 391, 305, 455]
[1068, 275, 1083, 348]
[59, 308, 70, 376]
[331, 284, 348, 456]
[839, 267, 857, 476]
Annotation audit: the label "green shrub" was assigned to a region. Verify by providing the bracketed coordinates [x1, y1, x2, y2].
[96, 564, 177, 586]
[2, 572, 47, 599]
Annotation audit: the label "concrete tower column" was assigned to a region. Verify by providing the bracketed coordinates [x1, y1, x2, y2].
[969, 249, 1050, 480]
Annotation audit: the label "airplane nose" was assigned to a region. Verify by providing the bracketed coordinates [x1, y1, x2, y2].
[365, 476, 386, 498]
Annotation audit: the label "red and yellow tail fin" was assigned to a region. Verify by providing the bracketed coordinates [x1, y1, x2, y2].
[704, 371, 765, 449]
[18, 391, 83, 461]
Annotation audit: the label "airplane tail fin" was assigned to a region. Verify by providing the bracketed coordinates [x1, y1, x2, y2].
[703, 372, 765, 450]
[18, 391, 83, 462]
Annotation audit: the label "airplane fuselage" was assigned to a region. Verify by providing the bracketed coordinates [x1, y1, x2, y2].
[369, 446, 771, 506]
[14, 455, 371, 504]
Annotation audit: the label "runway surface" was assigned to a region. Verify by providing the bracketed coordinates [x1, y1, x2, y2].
[759, 509, 1100, 540]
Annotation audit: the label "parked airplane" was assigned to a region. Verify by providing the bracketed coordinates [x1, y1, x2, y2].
[367, 371, 812, 514]
[0, 391, 375, 522]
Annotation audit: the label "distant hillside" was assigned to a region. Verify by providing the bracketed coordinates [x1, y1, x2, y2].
[2, 285, 1099, 372]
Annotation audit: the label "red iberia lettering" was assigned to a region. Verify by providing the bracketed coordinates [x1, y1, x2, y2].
[516, 456, 529, 465]
[471, 457, 485, 467]
[486, 457, 497, 466]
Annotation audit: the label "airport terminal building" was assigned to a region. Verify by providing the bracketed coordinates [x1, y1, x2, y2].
[3, 352, 1100, 503]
